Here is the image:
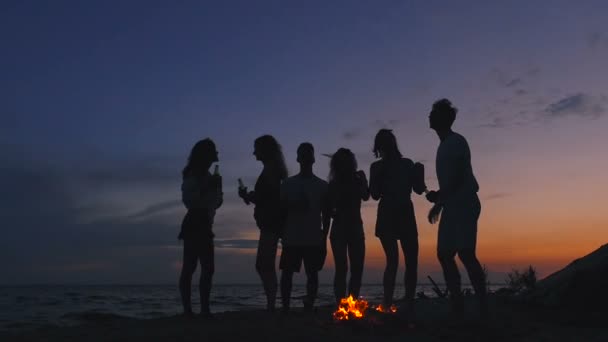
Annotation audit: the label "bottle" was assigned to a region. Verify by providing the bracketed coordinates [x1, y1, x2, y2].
[212, 164, 222, 191]
[238, 178, 250, 205]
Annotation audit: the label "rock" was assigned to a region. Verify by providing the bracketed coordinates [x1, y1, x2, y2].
[524, 243, 608, 310]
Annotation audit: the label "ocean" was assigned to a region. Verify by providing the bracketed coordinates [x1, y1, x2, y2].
[0, 284, 504, 331]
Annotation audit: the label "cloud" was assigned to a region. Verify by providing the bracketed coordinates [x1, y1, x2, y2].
[127, 200, 183, 221]
[543, 93, 606, 120]
[342, 127, 362, 140]
[483, 192, 512, 201]
[479, 117, 508, 129]
[505, 78, 522, 88]
[515, 89, 527, 96]
[588, 32, 608, 50]
[0, 147, 259, 284]
[341, 118, 401, 142]
[215, 239, 261, 249]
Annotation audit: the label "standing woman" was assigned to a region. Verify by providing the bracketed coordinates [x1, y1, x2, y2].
[369, 129, 426, 316]
[327, 148, 370, 304]
[178, 138, 223, 318]
[238, 135, 288, 312]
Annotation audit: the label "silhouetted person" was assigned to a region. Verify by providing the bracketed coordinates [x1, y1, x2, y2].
[327, 148, 369, 303]
[279, 143, 330, 313]
[238, 135, 288, 312]
[178, 138, 223, 318]
[425, 99, 488, 317]
[369, 129, 426, 317]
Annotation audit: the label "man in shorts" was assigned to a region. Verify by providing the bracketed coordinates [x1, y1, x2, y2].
[279, 142, 331, 313]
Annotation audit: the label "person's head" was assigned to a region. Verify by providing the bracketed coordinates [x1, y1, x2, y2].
[373, 129, 402, 159]
[329, 148, 357, 182]
[182, 138, 218, 178]
[429, 98, 458, 131]
[254, 135, 288, 180]
[297, 142, 315, 167]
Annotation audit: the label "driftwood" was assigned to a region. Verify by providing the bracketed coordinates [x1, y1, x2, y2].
[427, 276, 447, 298]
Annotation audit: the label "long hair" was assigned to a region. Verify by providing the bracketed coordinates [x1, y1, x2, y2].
[182, 138, 216, 178]
[255, 135, 288, 180]
[329, 148, 357, 183]
[373, 129, 402, 159]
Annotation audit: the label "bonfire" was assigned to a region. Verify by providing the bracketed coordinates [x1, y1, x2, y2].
[333, 296, 398, 321]
[374, 303, 397, 313]
[333, 295, 369, 321]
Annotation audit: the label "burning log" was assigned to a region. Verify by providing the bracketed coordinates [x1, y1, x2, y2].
[333, 295, 369, 321]
[374, 304, 397, 313]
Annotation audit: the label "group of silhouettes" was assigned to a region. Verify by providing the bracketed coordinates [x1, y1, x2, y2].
[177, 98, 488, 322]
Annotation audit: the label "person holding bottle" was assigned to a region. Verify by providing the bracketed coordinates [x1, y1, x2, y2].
[178, 138, 223, 318]
[238, 135, 288, 312]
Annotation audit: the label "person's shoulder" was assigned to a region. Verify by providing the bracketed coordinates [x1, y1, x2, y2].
[450, 132, 470, 148]
[399, 157, 414, 166]
[283, 175, 298, 183]
[313, 175, 328, 187]
[370, 160, 383, 169]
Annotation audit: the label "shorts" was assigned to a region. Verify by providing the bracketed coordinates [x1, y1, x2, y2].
[279, 245, 326, 273]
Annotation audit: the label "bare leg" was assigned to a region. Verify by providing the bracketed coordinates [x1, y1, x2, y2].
[401, 238, 418, 316]
[348, 236, 365, 299]
[438, 248, 463, 314]
[179, 239, 198, 315]
[380, 238, 399, 306]
[256, 231, 279, 311]
[458, 249, 488, 316]
[280, 270, 293, 313]
[331, 238, 348, 303]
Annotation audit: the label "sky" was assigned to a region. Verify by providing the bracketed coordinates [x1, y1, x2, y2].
[1, 0, 608, 285]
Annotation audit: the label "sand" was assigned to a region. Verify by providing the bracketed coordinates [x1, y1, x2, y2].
[2, 294, 606, 342]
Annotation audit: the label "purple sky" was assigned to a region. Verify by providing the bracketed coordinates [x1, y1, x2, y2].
[1, 0, 608, 284]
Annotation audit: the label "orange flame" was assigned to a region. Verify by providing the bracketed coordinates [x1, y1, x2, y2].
[374, 304, 397, 313]
[333, 295, 369, 321]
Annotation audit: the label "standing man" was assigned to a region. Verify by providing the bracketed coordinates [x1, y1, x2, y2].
[279, 142, 331, 314]
[425, 99, 488, 317]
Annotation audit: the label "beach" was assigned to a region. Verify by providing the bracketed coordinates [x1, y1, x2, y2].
[2, 294, 606, 342]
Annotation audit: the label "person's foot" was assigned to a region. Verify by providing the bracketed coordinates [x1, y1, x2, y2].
[199, 311, 216, 320]
[182, 310, 195, 318]
[266, 298, 276, 313]
[302, 298, 314, 312]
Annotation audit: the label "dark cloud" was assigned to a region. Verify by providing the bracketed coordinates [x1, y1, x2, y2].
[505, 78, 522, 88]
[588, 32, 608, 49]
[483, 192, 512, 201]
[479, 117, 507, 129]
[341, 119, 401, 142]
[515, 89, 527, 96]
[80, 156, 180, 187]
[0, 147, 257, 284]
[127, 200, 182, 221]
[215, 239, 261, 249]
[342, 127, 361, 140]
[543, 93, 606, 120]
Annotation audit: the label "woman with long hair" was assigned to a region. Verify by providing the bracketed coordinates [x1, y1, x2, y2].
[178, 138, 223, 318]
[327, 148, 369, 303]
[238, 135, 288, 312]
[369, 129, 426, 317]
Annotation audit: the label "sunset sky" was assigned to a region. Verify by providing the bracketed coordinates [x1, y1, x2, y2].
[1, 0, 607, 285]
